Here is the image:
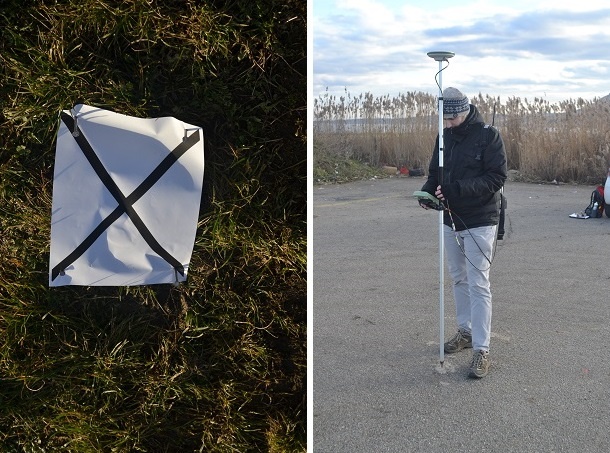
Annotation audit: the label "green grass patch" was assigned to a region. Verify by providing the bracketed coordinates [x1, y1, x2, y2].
[313, 144, 387, 184]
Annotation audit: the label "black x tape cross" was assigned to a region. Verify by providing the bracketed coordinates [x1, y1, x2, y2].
[51, 112, 201, 281]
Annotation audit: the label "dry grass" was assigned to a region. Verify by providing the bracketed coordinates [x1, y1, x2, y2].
[314, 90, 610, 184]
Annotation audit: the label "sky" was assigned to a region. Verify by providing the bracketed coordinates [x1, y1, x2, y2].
[312, 0, 610, 105]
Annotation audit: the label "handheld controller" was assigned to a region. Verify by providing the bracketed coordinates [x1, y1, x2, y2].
[413, 191, 443, 211]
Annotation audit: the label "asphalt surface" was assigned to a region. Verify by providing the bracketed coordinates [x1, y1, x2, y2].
[313, 177, 610, 453]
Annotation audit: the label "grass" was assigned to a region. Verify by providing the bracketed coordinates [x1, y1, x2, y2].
[313, 144, 387, 184]
[0, 0, 306, 451]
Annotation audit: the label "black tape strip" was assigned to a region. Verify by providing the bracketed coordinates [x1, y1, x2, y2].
[52, 112, 201, 281]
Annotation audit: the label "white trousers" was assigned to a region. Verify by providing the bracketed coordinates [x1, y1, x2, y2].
[443, 224, 496, 352]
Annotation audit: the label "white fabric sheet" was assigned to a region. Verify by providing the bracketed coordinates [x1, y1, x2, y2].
[49, 104, 204, 286]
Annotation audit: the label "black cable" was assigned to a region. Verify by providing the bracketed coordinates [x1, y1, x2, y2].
[434, 58, 451, 92]
[443, 201, 499, 272]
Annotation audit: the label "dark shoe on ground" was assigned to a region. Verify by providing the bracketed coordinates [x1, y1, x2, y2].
[468, 350, 490, 378]
[444, 330, 472, 353]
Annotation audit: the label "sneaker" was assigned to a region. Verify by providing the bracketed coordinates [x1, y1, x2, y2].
[444, 330, 472, 353]
[468, 350, 490, 378]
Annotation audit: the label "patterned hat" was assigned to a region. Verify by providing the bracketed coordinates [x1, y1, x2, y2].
[443, 87, 470, 118]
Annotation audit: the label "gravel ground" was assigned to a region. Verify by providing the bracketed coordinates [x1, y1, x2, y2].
[313, 177, 610, 453]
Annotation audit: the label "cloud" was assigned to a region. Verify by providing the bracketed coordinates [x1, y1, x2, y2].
[430, 9, 610, 60]
[313, 1, 610, 103]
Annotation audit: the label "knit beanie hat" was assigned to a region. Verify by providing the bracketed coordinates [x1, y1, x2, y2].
[443, 87, 470, 118]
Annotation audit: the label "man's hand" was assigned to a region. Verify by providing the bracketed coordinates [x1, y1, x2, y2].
[435, 183, 459, 202]
[419, 199, 432, 210]
[434, 185, 445, 201]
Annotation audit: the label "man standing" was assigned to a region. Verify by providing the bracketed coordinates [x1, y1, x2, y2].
[419, 87, 507, 378]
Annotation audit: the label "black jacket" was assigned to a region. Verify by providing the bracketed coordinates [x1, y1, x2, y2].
[421, 105, 507, 231]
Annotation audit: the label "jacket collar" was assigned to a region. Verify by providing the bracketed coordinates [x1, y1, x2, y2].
[444, 105, 484, 140]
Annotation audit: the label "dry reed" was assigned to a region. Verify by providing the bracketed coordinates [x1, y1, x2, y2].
[314, 90, 610, 184]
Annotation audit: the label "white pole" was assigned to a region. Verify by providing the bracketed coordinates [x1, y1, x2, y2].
[437, 58, 445, 367]
[427, 51, 454, 367]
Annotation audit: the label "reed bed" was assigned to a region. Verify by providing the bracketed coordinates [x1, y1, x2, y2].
[314, 90, 610, 184]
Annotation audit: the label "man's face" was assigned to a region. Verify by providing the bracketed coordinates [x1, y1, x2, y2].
[444, 115, 466, 128]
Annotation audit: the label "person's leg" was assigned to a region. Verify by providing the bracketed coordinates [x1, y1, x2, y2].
[462, 225, 496, 352]
[443, 225, 471, 333]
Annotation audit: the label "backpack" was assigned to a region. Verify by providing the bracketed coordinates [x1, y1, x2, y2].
[584, 185, 604, 218]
